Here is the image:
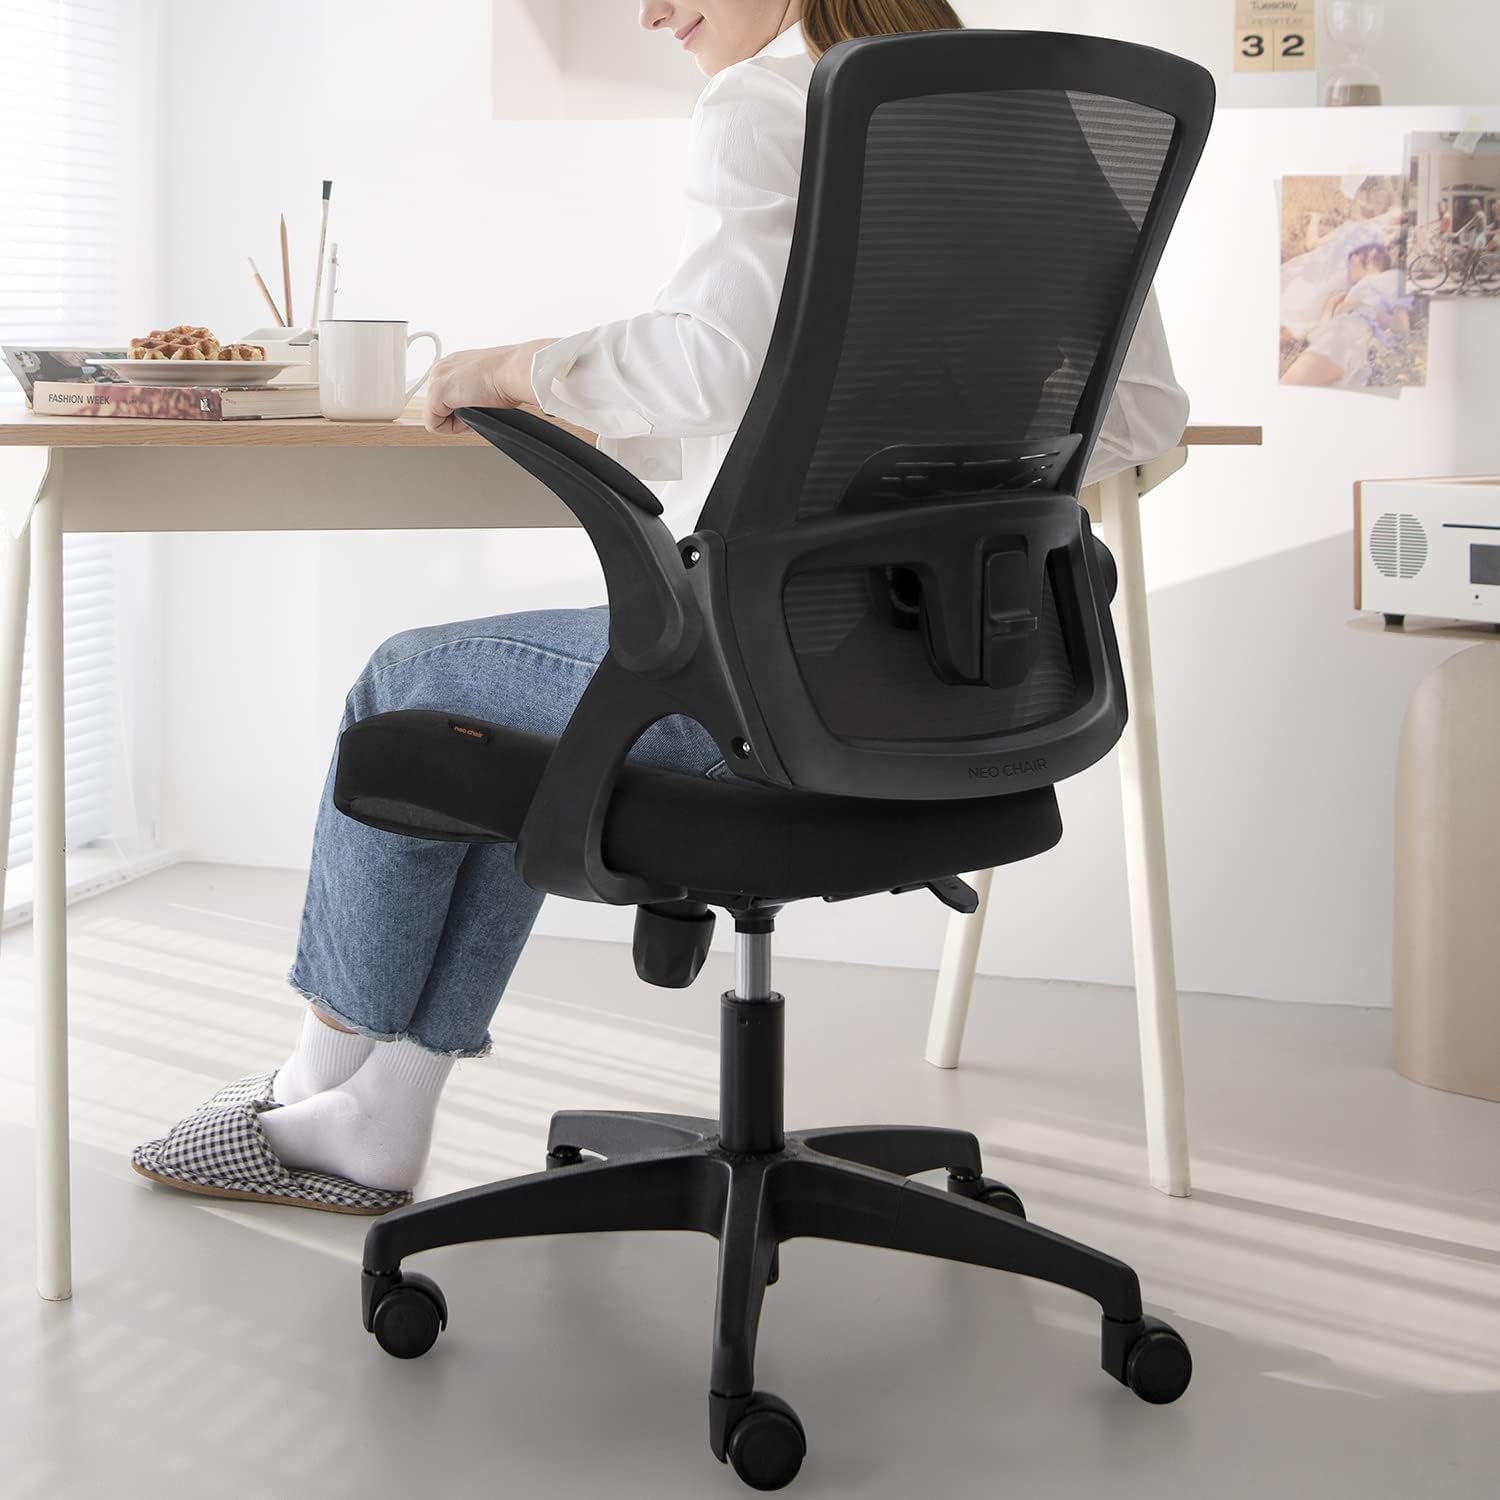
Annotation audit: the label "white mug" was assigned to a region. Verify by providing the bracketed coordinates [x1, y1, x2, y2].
[318, 320, 442, 421]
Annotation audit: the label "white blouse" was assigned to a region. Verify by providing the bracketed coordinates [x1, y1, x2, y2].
[531, 23, 1190, 540]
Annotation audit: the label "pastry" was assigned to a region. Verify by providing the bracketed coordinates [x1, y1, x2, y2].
[128, 326, 222, 361]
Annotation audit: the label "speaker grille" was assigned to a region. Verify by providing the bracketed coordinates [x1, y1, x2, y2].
[1370, 512, 1428, 579]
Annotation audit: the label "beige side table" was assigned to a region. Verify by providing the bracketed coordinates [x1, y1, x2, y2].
[1351, 615, 1500, 1102]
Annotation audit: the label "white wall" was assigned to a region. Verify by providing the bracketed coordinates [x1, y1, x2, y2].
[148, 0, 1500, 1007]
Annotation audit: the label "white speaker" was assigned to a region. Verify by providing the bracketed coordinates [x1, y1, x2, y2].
[1356, 478, 1500, 625]
[1367, 511, 1428, 580]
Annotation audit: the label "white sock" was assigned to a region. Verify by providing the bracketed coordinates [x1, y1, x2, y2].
[272, 1007, 376, 1107]
[259, 1037, 455, 1192]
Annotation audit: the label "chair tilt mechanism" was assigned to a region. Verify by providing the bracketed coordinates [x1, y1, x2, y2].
[332, 31, 1212, 1492]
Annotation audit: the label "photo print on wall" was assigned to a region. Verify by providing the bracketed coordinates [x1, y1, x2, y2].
[1405, 133, 1500, 299]
[1279, 174, 1427, 391]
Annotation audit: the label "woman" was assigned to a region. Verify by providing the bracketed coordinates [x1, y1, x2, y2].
[1280, 176, 1404, 345]
[1283, 243, 1412, 388]
[133, 0, 1190, 1211]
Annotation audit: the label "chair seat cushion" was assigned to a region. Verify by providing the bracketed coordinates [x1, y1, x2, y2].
[335, 710, 1061, 906]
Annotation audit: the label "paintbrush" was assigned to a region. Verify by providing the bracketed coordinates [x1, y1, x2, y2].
[309, 180, 332, 327]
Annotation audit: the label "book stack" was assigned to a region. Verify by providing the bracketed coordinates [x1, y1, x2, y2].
[31, 381, 321, 421]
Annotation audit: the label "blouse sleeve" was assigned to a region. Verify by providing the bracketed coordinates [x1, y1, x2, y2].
[1081, 289, 1191, 488]
[531, 54, 1188, 491]
[530, 59, 806, 482]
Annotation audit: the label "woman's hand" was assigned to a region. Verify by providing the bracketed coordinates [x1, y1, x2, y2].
[424, 338, 557, 434]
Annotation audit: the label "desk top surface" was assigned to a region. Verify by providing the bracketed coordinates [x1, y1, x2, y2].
[0, 403, 1263, 451]
[0, 405, 486, 448]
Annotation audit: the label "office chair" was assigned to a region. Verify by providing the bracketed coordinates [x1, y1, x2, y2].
[334, 31, 1214, 1491]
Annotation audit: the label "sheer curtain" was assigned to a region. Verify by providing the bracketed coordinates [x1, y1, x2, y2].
[0, 0, 160, 905]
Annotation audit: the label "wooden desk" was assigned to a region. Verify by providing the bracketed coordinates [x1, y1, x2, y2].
[0, 409, 490, 447]
[1, 408, 1257, 1297]
[923, 425, 1264, 1200]
[0, 409, 580, 1302]
[0, 409, 572, 532]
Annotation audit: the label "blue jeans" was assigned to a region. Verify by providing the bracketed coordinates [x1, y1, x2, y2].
[288, 606, 724, 1057]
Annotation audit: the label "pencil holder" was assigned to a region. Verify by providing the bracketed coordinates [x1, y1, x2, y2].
[241, 326, 318, 384]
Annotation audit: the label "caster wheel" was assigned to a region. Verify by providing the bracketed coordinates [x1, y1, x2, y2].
[725, 1393, 806, 1492]
[546, 1145, 584, 1170]
[1124, 1318, 1192, 1405]
[370, 1272, 448, 1360]
[947, 1172, 1026, 1220]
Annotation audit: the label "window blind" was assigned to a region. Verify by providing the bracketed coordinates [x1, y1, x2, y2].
[1, 0, 123, 872]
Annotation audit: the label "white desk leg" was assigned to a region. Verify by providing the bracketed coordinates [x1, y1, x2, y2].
[924, 868, 995, 1068]
[32, 489, 71, 1298]
[0, 518, 30, 924]
[1101, 471, 1190, 1198]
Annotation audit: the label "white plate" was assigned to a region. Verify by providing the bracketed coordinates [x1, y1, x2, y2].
[96, 359, 309, 388]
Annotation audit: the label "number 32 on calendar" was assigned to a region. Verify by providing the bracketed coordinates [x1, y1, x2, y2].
[1235, 0, 1316, 73]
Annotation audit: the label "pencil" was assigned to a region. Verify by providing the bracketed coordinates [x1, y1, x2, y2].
[309, 179, 332, 328]
[247, 256, 287, 327]
[279, 214, 293, 326]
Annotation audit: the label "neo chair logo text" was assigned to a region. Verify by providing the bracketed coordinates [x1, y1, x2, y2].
[970, 756, 1048, 780]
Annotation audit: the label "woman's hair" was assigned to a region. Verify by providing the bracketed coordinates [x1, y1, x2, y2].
[801, 0, 964, 56]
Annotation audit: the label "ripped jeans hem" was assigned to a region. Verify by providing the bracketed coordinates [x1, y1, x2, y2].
[286, 969, 493, 1060]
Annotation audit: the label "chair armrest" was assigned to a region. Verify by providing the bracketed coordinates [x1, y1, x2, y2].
[456, 406, 698, 676]
[456, 407, 750, 905]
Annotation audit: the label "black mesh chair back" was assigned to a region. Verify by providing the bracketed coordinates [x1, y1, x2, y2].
[690, 31, 1213, 800]
[338, 31, 1214, 910]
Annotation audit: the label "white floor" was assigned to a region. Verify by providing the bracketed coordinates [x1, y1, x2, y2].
[3, 862, 1498, 1499]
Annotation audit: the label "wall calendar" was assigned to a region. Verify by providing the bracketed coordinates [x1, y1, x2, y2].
[1235, 1, 1317, 73]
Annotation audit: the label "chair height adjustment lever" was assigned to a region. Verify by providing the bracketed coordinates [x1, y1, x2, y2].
[922, 876, 979, 914]
[879, 876, 979, 915]
[824, 877, 978, 913]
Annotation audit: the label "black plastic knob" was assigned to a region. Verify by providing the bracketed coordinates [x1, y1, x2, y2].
[633, 901, 715, 988]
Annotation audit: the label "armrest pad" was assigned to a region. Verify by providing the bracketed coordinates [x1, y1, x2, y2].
[464, 406, 664, 515]
[457, 406, 696, 675]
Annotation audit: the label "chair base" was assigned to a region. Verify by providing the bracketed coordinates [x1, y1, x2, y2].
[361, 1107, 1191, 1489]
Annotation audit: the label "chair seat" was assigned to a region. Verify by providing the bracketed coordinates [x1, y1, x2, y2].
[334, 710, 1062, 905]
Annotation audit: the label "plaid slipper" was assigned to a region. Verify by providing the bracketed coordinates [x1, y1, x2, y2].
[195, 1071, 279, 1114]
[131, 1099, 411, 1216]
